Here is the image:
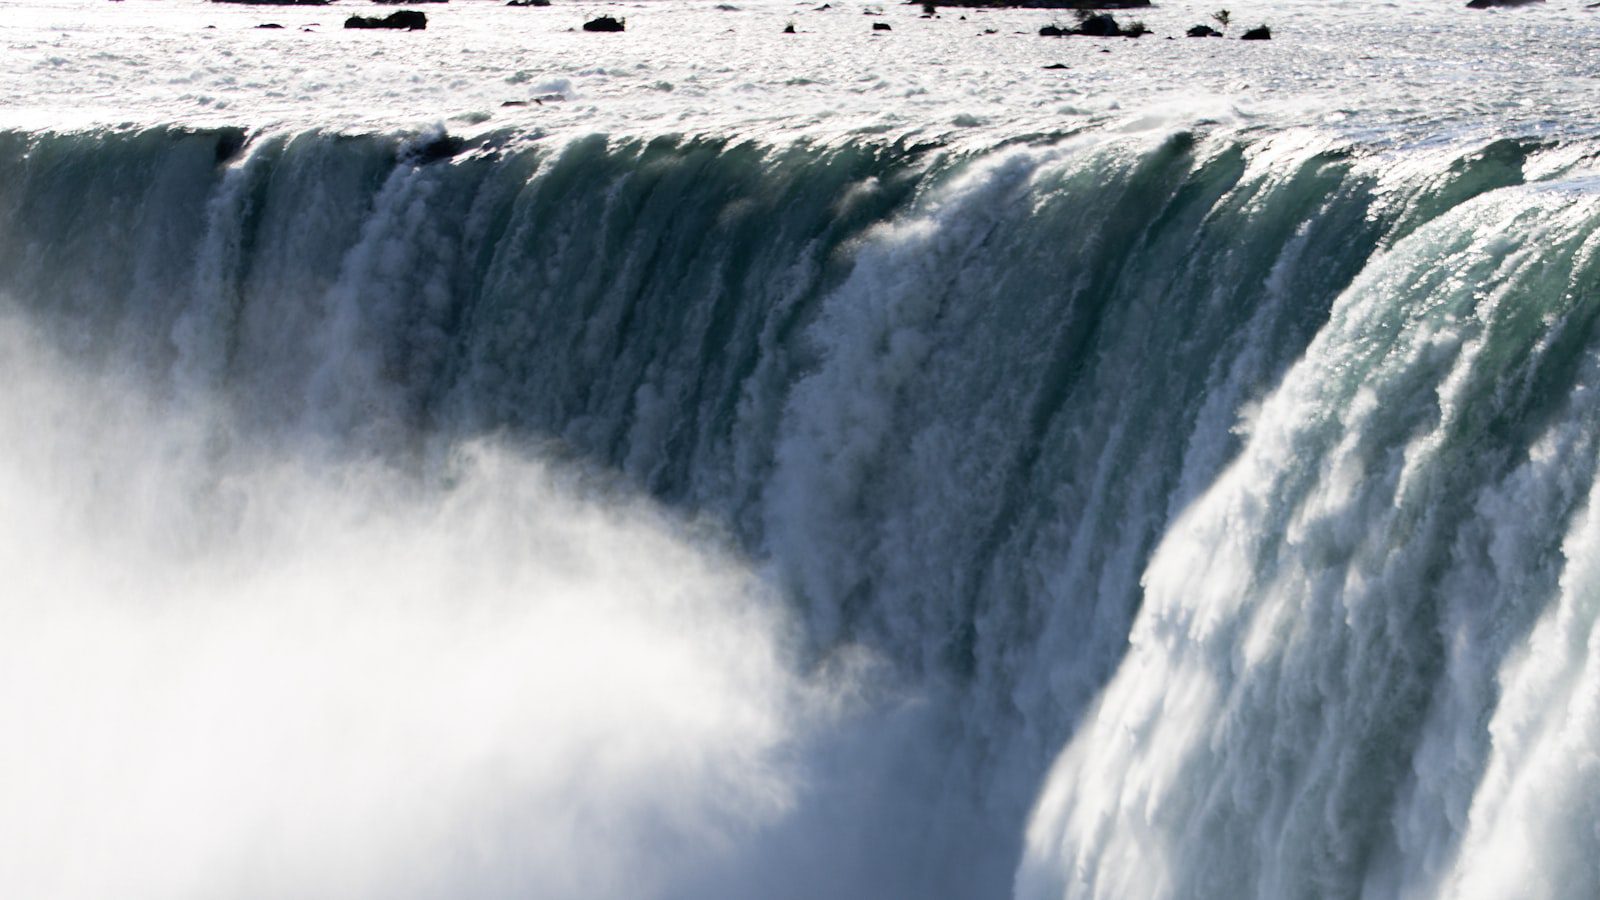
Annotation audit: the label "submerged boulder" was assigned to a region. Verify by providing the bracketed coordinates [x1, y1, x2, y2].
[1186, 24, 1221, 36]
[582, 14, 625, 31]
[344, 10, 427, 28]
[873, 21, 893, 30]
[1240, 25, 1270, 39]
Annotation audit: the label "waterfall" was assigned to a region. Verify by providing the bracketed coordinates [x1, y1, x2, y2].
[0, 123, 1586, 899]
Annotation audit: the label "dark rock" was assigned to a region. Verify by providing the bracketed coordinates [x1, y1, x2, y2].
[934, 0, 1147, 6]
[1239, 24, 1270, 39]
[213, 129, 248, 164]
[783, 22, 796, 32]
[507, 0, 549, 5]
[1042, 62, 1069, 68]
[1076, 12, 1120, 35]
[345, 10, 427, 28]
[873, 21, 892, 29]
[582, 14, 625, 31]
[374, 0, 445, 4]
[501, 100, 529, 107]
[256, 22, 283, 27]
[404, 133, 466, 165]
[1186, 24, 1220, 36]
[1466, 0, 1543, 6]
[1039, 23, 1067, 35]
[211, 0, 329, 5]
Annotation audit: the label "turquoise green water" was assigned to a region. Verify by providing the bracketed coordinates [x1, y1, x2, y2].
[1, 124, 1595, 899]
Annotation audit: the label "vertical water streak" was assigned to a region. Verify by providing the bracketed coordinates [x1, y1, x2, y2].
[1018, 182, 1600, 900]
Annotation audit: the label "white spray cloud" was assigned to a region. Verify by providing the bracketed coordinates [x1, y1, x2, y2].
[0, 312, 811, 900]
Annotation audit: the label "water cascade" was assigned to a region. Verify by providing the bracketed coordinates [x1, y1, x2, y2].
[1, 123, 1592, 899]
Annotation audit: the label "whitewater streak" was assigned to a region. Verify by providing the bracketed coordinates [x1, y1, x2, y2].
[1, 123, 1597, 899]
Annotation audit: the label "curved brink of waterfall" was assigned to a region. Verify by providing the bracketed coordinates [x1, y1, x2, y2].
[0, 123, 1590, 899]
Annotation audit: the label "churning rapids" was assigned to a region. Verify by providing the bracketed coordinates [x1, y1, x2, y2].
[7, 1, 1600, 898]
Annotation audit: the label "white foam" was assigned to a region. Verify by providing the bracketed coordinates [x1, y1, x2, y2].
[5, 0, 1600, 145]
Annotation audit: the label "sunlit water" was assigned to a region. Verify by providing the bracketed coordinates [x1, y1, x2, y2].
[5, 2, 1600, 899]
